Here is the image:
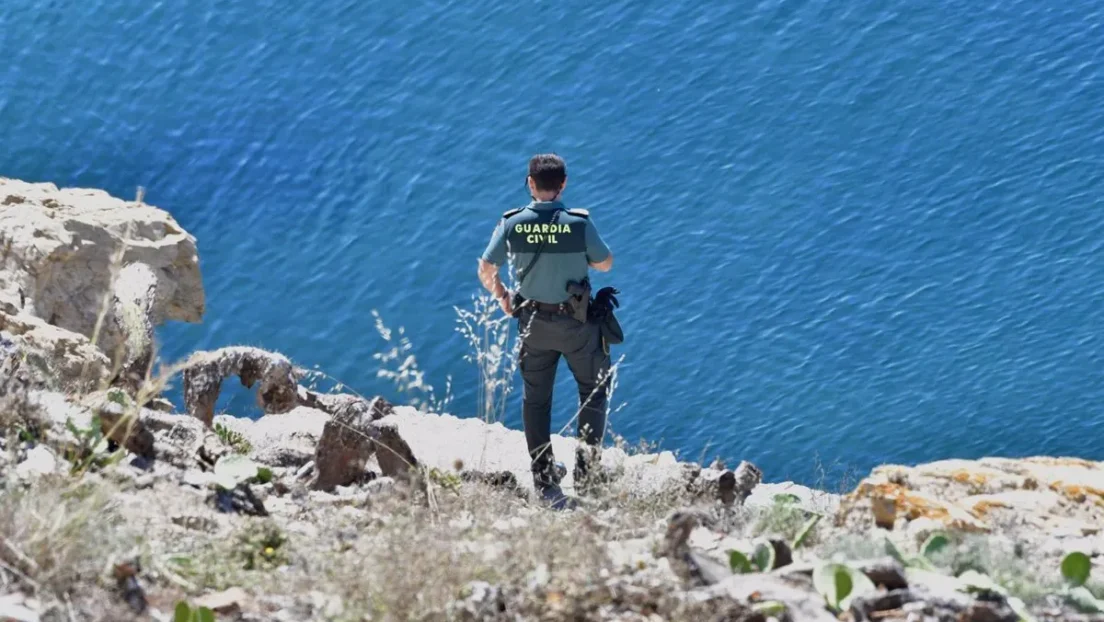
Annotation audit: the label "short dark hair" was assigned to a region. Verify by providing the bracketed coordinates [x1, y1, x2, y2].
[528, 153, 567, 192]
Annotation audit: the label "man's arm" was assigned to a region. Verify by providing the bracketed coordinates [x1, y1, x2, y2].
[585, 217, 613, 272]
[479, 219, 513, 314]
[589, 254, 613, 272]
[478, 258, 510, 302]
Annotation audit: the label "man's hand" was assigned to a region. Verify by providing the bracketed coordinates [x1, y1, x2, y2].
[479, 258, 514, 316]
[498, 292, 514, 316]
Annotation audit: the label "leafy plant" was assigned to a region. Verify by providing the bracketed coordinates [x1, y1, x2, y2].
[1067, 587, 1104, 613]
[106, 388, 130, 407]
[235, 521, 288, 570]
[214, 422, 252, 454]
[213, 454, 263, 490]
[1060, 551, 1103, 613]
[791, 514, 821, 550]
[727, 538, 778, 574]
[752, 538, 776, 572]
[254, 466, 274, 484]
[813, 561, 876, 612]
[1061, 551, 1091, 587]
[173, 602, 215, 622]
[751, 601, 786, 615]
[882, 532, 952, 572]
[427, 467, 462, 494]
[728, 550, 753, 574]
[921, 532, 952, 560]
[752, 496, 819, 544]
[62, 414, 123, 475]
[955, 569, 1037, 622]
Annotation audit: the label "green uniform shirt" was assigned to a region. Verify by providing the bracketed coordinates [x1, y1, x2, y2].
[481, 200, 611, 304]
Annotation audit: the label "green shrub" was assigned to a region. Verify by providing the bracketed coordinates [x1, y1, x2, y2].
[235, 521, 288, 571]
[173, 602, 215, 622]
[214, 422, 252, 454]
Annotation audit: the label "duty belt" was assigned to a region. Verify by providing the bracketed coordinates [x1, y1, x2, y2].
[526, 300, 572, 315]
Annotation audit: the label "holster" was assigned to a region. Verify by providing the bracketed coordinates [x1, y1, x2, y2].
[510, 291, 526, 318]
[565, 279, 591, 323]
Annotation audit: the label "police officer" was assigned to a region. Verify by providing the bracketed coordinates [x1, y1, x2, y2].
[477, 153, 614, 508]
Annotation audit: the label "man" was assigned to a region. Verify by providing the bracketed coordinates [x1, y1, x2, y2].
[477, 153, 614, 508]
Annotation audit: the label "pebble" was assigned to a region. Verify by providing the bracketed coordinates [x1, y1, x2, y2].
[15, 446, 56, 479]
[0, 593, 40, 622]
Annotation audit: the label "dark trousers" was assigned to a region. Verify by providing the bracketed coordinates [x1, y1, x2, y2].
[517, 307, 611, 477]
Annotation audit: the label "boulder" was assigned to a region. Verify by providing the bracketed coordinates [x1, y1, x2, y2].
[371, 415, 419, 481]
[215, 407, 330, 468]
[684, 460, 763, 506]
[836, 457, 1104, 541]
[313, 397, 417, 491]
[141, 410, 208, 459]
[0, 178, 204, 366]
[182, 347, 299, 426]
[0, 312, 110, 391]
[26, 390, 154, 460]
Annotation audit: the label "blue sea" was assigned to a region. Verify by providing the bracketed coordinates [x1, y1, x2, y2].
[3, 0, 1103, 485]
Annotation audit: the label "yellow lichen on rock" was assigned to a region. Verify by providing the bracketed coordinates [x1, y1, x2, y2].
[836, 456, 1104, 536]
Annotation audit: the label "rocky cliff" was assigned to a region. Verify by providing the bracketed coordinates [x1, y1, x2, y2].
[1, 178, 1102, 622]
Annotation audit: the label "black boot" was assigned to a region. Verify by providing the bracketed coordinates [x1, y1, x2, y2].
[573, 444, 612, 496]
[533, 461, 575, 511]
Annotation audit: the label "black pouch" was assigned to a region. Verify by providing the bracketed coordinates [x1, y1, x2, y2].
[589, 286, 624, 346]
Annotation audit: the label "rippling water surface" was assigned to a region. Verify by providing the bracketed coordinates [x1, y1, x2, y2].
[3, 0, 1103, 483]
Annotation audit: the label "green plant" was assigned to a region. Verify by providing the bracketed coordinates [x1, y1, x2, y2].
[173, 601, 215, 622]
[751, 601, 786, 615]
[882, 532, 953, 572]
[813, 561, 876, 612]
[214, 422, 252, 454]
[752, 539, 776, 572]
[728, 550, 753, 574]
[106, 388, 130, 407]
[235, 521, 288, 571]
[751, 496, 818, 544]
[1062, 551, 1091, 587]
[791, 514, 821, 550]
[955, 570, 1037, 622]
[427, 467, 462, 494]
[921, 532, 952, 560]
[62, 414, 123, 475]
[1060, 551, 1103, 613]
[727, 538, 778, 574]
[213, 454, 263, 490]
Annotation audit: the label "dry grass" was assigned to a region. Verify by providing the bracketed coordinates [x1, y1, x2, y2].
[0, 475, 144, 620]
[146, 473, 701, 621]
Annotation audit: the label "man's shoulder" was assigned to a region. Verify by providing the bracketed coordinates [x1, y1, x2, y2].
[565, 208, 590, 218]
[501, 207, 525, 219]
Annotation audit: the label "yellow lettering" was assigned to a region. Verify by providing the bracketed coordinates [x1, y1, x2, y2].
[562, 224, 571, 234]
[550, 234, 558, 243]
[515, 224, 524, 233]
[527, 234, 536, 244]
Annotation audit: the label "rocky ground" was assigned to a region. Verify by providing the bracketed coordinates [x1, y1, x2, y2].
[2, 177, 1104, 622]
